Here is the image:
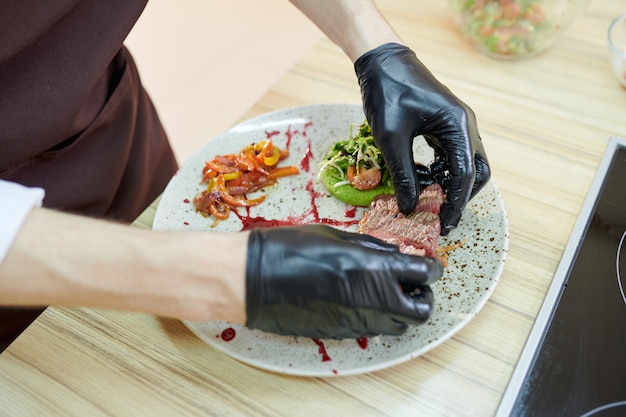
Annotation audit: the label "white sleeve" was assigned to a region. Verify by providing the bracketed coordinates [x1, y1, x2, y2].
[0, 180, 45, 264]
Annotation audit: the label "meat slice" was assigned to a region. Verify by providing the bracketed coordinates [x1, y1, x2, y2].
[357, 184, 444, 257]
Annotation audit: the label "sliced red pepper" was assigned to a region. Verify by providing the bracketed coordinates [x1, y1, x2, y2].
[207, 160, 239, 174]
[193, 140, 298, 222]
[269, 166, 299, 180]
[216, 174, 266, 207]
[209, 200, 230, 220]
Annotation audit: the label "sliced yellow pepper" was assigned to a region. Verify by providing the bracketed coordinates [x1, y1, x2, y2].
[222, 171, 241, 181]
[263, 147, 281, 166]
[206, 177, 217, 192]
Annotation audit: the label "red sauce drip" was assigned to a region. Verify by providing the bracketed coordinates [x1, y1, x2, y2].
[344, 206, 357, 218]
[357, 337, 368, 350]
[299, 140, 314, 172]
[284, 126, 298, 150]
[183, 198, 190, 204]
[265, 130, 280, 140]
[275, 121, 312, 152]
[220, 327, 236, 342]
[305, 181, 360, 228]
[305, 179, 322, 222]
[312, 338, 332, 362]
[234, 213, 292, 229]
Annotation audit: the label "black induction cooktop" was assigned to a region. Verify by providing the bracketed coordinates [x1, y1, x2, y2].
[496, 137, 626, 417]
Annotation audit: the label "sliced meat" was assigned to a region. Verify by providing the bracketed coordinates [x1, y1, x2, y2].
[357, 184, 444, 257]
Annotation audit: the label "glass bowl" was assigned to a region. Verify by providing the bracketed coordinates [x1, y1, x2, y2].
[448, 0, 590, 60]
[608, 13, 626, 88]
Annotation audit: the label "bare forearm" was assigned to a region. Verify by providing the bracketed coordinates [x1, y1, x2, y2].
[0, 208, 248, 323]
[288, 0, 402, 61]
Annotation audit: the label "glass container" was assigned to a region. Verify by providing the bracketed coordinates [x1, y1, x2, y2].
[448, 0, 590, 60]
[608, 13, 626, 88]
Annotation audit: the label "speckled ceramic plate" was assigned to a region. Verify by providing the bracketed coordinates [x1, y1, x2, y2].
[153, 103, 509, 377]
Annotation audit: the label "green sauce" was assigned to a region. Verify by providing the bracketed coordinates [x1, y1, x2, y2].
[320, 162, 394, 207]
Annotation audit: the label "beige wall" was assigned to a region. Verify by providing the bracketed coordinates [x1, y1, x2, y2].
[125, 0, 322, 164]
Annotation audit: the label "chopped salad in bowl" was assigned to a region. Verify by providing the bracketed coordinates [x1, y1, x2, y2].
[448, 0, 590, 59]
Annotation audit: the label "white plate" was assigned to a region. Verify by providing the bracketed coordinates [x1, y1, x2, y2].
[153, 103, 509, 377]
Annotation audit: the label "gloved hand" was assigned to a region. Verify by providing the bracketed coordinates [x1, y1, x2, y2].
[245, 225, 442, 339]
[354, 43, 491, 235]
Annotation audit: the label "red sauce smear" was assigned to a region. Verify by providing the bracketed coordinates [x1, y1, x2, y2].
[283, 125, 298, 150]
[264, 130, 281, 140]
[220, 327, 236, 342]
[344, 206, 357, 218]
[312, 338, 332, 362]
[234, 179, 359, 230]
[310, 337, 368, 364]
[299, 140, 314, 172]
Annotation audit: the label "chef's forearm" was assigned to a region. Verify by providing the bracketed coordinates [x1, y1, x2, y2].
[288, 0, 403, 61]
[0, 208, 248, 323]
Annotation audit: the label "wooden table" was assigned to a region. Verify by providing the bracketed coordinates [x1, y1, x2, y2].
[2, 1, 625, 416]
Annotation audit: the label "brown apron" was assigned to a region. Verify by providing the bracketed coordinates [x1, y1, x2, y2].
[0, 1, 178, 351]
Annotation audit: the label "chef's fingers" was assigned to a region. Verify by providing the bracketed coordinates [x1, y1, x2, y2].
[377, 137, 420, 215]
[385, 253, 444, 286]
[437, 135, 474, 235]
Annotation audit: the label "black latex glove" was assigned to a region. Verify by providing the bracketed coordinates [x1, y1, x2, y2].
[245, 225, 443, 339]
[354, 43, 491, 235]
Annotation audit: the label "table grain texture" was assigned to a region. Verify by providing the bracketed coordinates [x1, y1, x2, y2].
[2, 1, 625, 416]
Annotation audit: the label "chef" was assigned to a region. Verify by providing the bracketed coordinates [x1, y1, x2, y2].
[0, 0, 489, 351]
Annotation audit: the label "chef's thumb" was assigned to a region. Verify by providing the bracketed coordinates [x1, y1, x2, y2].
[398, 285, 435, 324]
[386, 252, 443, 287]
